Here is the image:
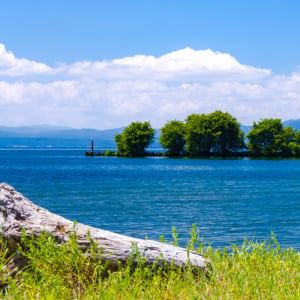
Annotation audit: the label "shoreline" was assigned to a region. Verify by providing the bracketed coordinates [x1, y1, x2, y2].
[85, 150, 300, 159]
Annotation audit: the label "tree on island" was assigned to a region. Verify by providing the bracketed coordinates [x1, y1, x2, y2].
[159, 120, 186, 156]
[208, 110, 245, 154]
[115, 121, 155, 156]
[184, 113, 212, 155]
[247, 118, 298, 156]
[184, 111, 244, 155]
[281, 125, 297, 156]
[288, 131, 300, 156]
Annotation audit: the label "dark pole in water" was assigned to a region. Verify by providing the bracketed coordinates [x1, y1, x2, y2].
[91, 139, 94, 156]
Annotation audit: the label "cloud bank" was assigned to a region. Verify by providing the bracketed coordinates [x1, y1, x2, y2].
[0, 44, 51, 76]
[0, 43, 299, 129]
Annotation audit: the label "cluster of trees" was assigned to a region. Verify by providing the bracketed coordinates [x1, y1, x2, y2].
[247, 118, 300, 156]
[114, 111, 300, 157]
[160, 111, 244, 156]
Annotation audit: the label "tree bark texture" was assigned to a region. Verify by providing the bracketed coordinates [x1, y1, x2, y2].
[0, 183, 210, 273]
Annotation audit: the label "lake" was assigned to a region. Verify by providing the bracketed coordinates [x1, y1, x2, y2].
[0, 149, 299, 250]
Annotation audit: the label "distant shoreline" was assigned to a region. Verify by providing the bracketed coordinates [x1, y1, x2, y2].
[85, 150, 300, 158]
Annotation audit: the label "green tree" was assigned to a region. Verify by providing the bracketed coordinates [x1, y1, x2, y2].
[281, 126, 296, 156]
[288, 130, 300, 156]
[247, 118, 285, 156]
[208, 111, 245, 154]
[184, 113, 213, 155]
[159, 120, 186, 156]
[114, 121, 155, 156]
[184, 111, 244, 155]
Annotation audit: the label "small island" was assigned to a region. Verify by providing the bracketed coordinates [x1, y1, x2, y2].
[86, 111, 300, 158]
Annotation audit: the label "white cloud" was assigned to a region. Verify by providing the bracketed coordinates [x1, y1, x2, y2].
[65, 47, 270, 81]
[0, 44, 51, 76]
[0, 44, 300, 129]
[113, 47, 267, 74]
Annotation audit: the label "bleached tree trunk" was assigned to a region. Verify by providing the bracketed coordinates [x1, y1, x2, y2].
[0, 183, 210, 274]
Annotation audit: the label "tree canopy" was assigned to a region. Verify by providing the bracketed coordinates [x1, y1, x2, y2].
[115, 121, 155, 156]
[246, 118, 300, 156]
[184, 111, 244, 155]
[247, 119, 284, 155]
[184, 113, 212, 155]
[288, 131, 300, 156]
[113, 114, 300, 158]
[208, 110, 245, 153]
[159, 120, 186, 156]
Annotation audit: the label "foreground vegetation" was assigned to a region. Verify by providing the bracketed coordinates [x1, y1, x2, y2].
[0, 230, 299, 299]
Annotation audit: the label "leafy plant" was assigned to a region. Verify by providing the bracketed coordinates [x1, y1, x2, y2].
[0, 229, 299, 299]
[115, 121, 155, 156]
[160, 120, 186, 156]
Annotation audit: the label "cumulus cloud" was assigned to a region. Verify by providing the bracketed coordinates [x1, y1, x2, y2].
[113, 48, 270, 78]
[0, 44, 300, 129]
[0, 44, 51, 76]
[65, 47, 270, 82]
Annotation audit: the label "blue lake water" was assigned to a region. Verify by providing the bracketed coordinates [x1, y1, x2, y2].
[0, 149, 299, 250]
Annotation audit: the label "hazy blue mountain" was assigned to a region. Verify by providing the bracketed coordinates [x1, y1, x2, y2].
[0, 125, 161, 149]
[0, 119, 299, 149]
[0, 125, 123, 138]
[0, 125, 72, 137]
[283, 119, 300, 130]
[0, 126, 124, 148]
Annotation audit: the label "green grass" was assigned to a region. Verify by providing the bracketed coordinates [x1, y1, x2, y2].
[0, 229, 299, 299]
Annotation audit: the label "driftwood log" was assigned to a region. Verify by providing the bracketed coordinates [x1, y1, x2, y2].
[0, 183, 210, 274]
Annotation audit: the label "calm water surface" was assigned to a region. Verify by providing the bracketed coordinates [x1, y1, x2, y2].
[0, 149, 299, 250]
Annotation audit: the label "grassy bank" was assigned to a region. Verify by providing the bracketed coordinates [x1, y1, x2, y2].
[0, 230, 299, 299]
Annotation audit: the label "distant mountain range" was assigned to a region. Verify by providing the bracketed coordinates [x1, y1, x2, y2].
[0, 125, 122, 139]
[0, 125, 123, 148]
[282, 119, 300, 129]
[0, 125, 162, 149]
[0, 119, 300, 149]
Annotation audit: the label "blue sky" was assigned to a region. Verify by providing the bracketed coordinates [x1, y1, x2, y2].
[1, 1, 300, 129]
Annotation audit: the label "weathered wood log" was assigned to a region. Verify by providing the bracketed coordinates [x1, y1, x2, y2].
[0, 183, 210, 274]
